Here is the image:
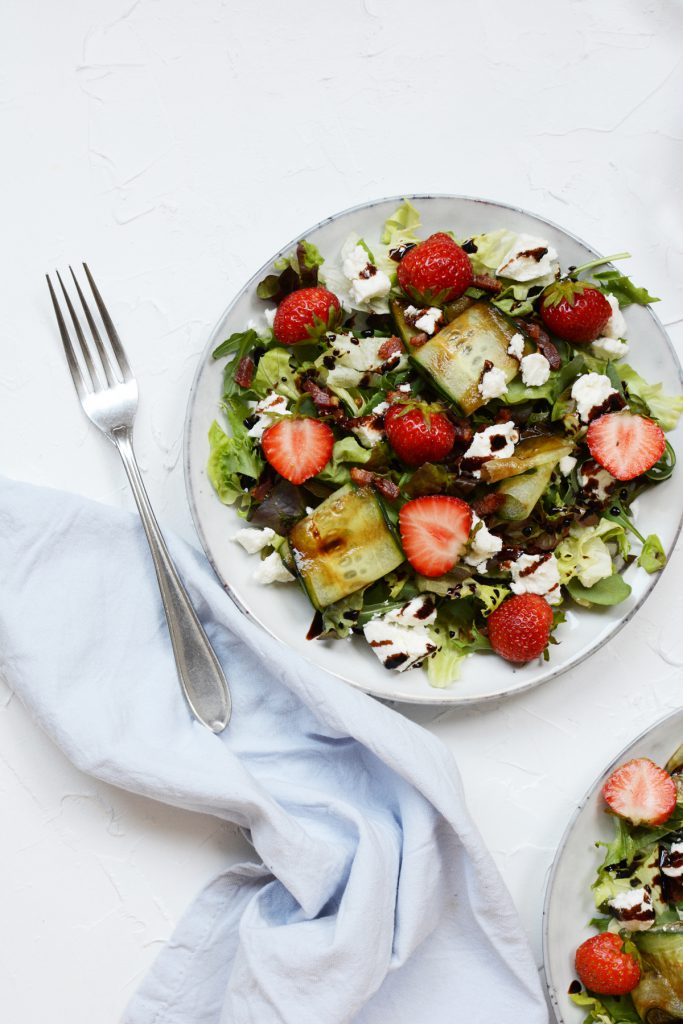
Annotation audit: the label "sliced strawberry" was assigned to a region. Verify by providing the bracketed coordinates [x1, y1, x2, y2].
[398, 496, 472, 577]
[587, 412, 665, 481]
[261, 418, 334, 485]
[575, 933, 640, 996]
[602, 757, 677, 826]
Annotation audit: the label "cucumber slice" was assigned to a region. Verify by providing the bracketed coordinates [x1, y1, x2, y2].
[289, 485, 404, 609]
[480, 435, 573, 484]
[411, 302, 521, 415]
[495, 461, 556, 521]
[390, 298, 421, 347]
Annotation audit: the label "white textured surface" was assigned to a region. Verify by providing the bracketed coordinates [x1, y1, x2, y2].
[1, 0, 682, 1019]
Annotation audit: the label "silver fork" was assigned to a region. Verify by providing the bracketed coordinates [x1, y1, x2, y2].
[46, 264, 231, 732]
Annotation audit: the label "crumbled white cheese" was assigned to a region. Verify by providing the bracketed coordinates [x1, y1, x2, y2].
[507, 332, 525, 360]
[509, 553, 562, 605]
[592, 336, 630, 360]
[342, 244, 391, 306]
[397, 383, 412, 393]
[496, 233, 560, 282]
[385, 595, 438, 627]
[342, 244, 370, 280]
[578, 461, 617, 502]
[352, 421, 384, 448]
[465, 513, 503, 572]
[373, 401, 389, 415]
[479, 366, 509, 401]
[247, 393, 291, 439]
[662, 841, 683, 878]
[603, 293, 627, 340]
[264, 307, 277, 328]
[571, 373, 618, 423]
[413, 307, 443, 335]
[363, 618, 436, 672]
[608, 887, 654, 932]
[464, 422, 519, 461]
[559, 455, 577, 476]
[252, 551, 294, 585]
[232, 527, 276, 554]
[521, 352, 551, 387]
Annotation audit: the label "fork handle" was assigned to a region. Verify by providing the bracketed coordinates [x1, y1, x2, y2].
[113, 431, 232, 732]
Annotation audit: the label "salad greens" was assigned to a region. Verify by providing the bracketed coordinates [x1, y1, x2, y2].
[207, 201, 680, 687]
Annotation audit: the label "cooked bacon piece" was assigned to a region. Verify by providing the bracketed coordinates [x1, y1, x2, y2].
[300, 377, 340, 410]
[378, 335, 404, 361]
[350, 467, 400, 500]
[234, 355, 255, 388]
[471, 492, 506, 518]
[472, 273, 502, 295]
[408, 332, 430, 348]
[515, 319, 562, 370]
[450, 417, 473, 446]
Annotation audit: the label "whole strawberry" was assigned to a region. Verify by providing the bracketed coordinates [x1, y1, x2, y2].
[397, 232, 473, 304]
[540, 280, 612, 344]
[487, 593, 553, 663]
[385, 402, 456, 466]
[575, 933, 640, 996]
[273, 287, 341, 345]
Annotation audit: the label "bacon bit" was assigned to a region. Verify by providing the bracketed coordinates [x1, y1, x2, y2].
[300, 377, 340, 410]
[409, 332, 430, 348]
[472, 493, 506, 518]
[471, 273, 502, 295]
[450, 417, 473, 446]
[350, 467, 400, 501]
[494, 407, 513, 423]
[234, 355, 255, 388]
[378, 335, 403, 361]
[521, 321, 562, 371]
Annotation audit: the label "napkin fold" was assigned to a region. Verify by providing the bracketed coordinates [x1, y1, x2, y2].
[0, 477, 548, 1024]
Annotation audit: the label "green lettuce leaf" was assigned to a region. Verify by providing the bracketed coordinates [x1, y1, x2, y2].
[638, 533, 666, 573]
[467, 229, 516, 275]
[207, 421, 263, 506]
[567, 574, 631, 607]
[555, 520, 630, 588]
[570, 989, 640, 1023]
[252, 347, 300, 401]
[315, 437, 373, 484]
[426, 598, 491, 688]
[380, 200, 421, 248]
[618, 364, 683, 431]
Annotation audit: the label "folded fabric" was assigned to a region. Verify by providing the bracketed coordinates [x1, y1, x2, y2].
[0, 477, 548, 1024]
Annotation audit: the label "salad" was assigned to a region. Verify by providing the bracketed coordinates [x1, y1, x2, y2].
[207, 201, 682, 686]
[571, 750, 683, 1023]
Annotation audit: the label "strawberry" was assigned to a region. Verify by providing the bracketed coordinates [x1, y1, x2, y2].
[398, 496, 472, 577]
[385, 402, 456, 466]
[602, 757, 676, 826]
[575, 933, 640, 996]
[396, 232, 473, 304]
[587, 412, 665, 482]
[540, 281, 612, 344]
[487, 594, 553, 663]
[273, 287, 341, 345]
[261, 418, 334, 485]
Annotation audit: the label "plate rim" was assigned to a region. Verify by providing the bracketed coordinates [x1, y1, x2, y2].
[183, 192, 683, 706]
[542, 704, 683, 1023]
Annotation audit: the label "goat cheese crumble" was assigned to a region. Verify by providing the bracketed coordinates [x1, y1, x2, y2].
[464, 422, 519, 461]
[507, 332, 525, 360]
[571, 373, 618, 423]
[252, 551, 294, 585]
[508, 553, 562, 605]
[465, 513, 503, 572]
[232, 527, 276, 554]
[479, 366, 508, 400]
[520, 352, 551, 387]
[496, 233, 560, 282]
[247, 393, 291, 439]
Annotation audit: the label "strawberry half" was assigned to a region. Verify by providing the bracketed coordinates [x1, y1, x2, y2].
[486, 594, 554, 664]
[575, 933, 640, 996]
[396, 232, 473, 304]
[273, 287, 341, 345]
[261, 418, 334, 485]
[587, 411, 665, 481]
[398, 496, 472, 577]
[385, 402, 456, 466]
[602, 757, 677, 826]
[540, 281, 612, 344]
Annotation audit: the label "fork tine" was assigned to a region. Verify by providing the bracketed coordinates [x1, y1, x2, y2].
[56, 270, 102, 390]
[69, 267, 117, 385]
[46, 274, 91, 403]
[82, 263, 132, 381]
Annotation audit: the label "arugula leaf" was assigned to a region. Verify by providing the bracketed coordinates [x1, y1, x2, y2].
[593, 268, 659, 307]
[567, 574, 631, 607]
[212, 328, 259, 362]
[207, 421, 263, 506]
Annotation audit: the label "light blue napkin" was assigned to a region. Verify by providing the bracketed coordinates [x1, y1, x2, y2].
[0, 477, 548, 1024]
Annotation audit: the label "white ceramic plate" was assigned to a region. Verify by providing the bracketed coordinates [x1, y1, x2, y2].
[544, 708, 683, 1022]
[184, 194, 683, 706]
